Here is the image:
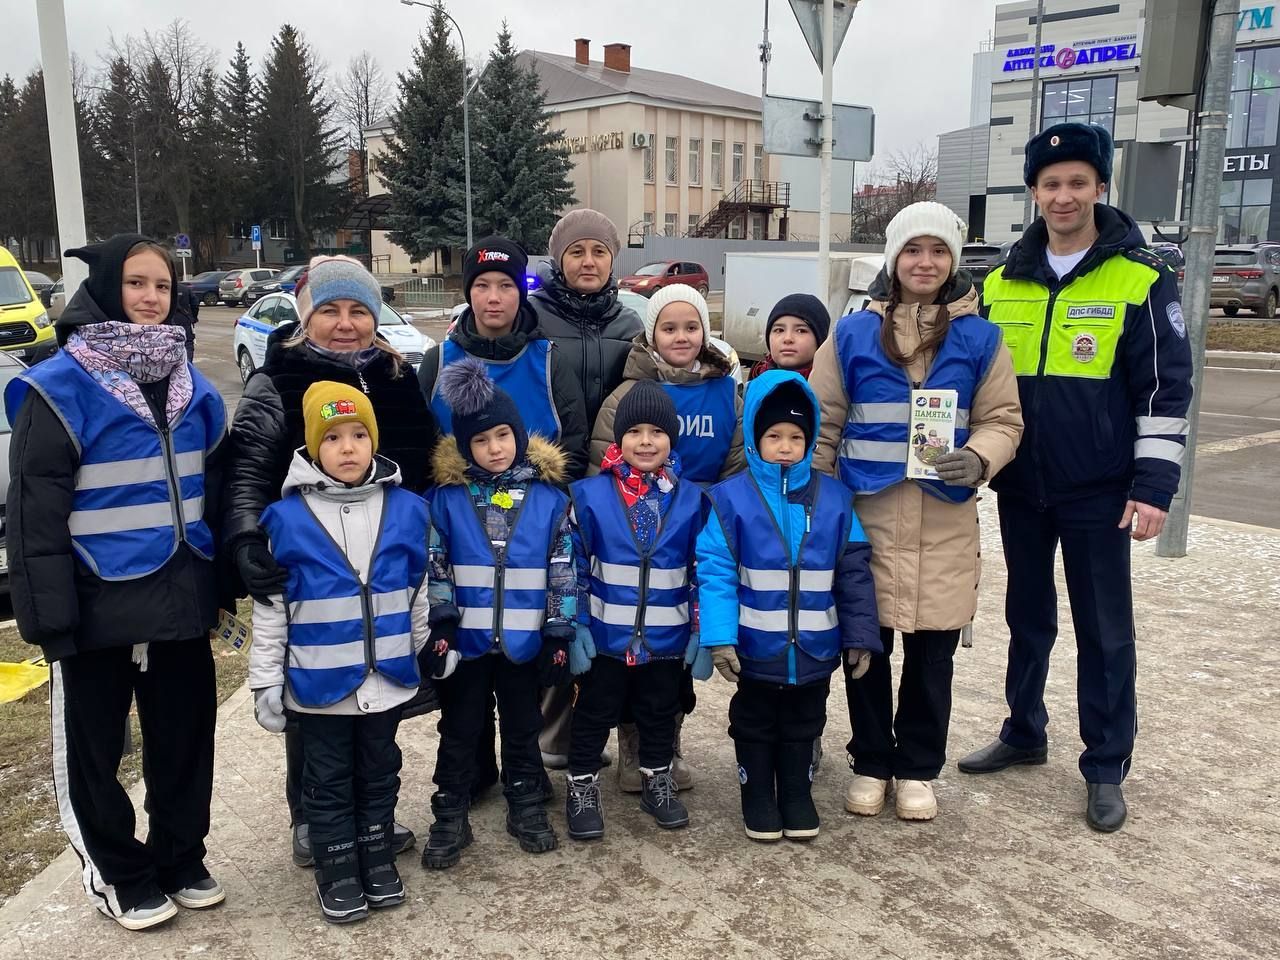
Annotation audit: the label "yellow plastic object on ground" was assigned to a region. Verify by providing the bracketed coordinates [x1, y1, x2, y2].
[0, 658, 49, 703]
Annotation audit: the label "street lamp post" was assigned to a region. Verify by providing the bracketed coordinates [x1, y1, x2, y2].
[400, 0, 474, 249]
[88, 84, 143, 234]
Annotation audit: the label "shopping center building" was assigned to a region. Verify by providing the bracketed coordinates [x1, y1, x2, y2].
[937, 0, 1280, 244]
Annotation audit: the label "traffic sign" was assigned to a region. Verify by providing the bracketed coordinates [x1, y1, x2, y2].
[174, 233, 190, 250]
[251, 224, 262, 251]
[174, 249, 192, 258]
[763, 95, 875, 161]
[788, 0, 859, 69]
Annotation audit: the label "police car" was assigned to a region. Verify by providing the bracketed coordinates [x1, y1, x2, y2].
[233, 292, 435, 383]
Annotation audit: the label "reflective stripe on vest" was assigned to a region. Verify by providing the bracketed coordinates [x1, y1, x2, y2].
[4, 350, 224, 580]
[659, 376, 737, 483]
[833, 310, 1001, 504]
[429, 482, 568, 663]
[983, 256, 1157, 381]
[570, 474, 702, 659]
[261, 487, 428, 708]
[708, 471, 850, 665]
[430, 338, 561, 439]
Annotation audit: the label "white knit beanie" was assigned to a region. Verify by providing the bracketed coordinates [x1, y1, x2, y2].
[644, 283, 711, 346]
[883, 201, 967, 278]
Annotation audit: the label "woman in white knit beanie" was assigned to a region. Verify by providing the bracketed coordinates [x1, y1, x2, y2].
[806, 199, 1024, 825]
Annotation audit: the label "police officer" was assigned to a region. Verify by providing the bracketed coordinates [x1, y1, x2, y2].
[957, 122, 1193, 832]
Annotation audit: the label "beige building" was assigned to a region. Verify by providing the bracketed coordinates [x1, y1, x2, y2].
[363, 39, 799, 274]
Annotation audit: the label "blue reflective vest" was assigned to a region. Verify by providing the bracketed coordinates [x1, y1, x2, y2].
[660, 376, 737, 483]
[833, 310, 1002, 503]
[570, 474, 703, 660]
[260, 487, 427, 708]
[430, 338, 561, 440]
[707, 470, 852, 664]
[430, 481, 567, 663]
[4, 350, 225, 581]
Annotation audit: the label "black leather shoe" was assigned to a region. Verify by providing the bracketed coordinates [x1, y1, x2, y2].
[1086, 783, 1127, 832]
[956, 738, 1048, 774]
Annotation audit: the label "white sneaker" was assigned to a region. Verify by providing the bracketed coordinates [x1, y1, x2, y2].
[844, 775, 890, 816]
[895, 779, 938, 821]
[113, 893, 178, 931]
[172, 876, 226, 909]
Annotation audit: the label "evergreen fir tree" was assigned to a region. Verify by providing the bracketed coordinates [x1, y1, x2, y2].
[256, 24, 343, 257]
[470, 23, 575, 252]
[378, 1, 469, 260]
[218, 41, 259, 231]
[190, 68, 236, 267]
[87, 58, 142, 236]
[5, 72, 57, 260]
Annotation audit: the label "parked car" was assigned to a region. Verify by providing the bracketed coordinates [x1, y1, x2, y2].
[242, 265, 305, 305]
[44, 277, 68, 321]
[0, 248, 56, 364]
[618, 260, 710, 298]
[219, 267, 277, 306]
[1188, 244, 1280, 318]
[183, 270, 229, 306]
[24, 272, 55, 298]
[958, 243, 1005, 289]
[1151, 243, 1185, 270]
[234, 292, 434, 382]
[0, 351, 27, 591]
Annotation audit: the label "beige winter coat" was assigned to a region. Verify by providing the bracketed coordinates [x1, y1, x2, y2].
[810, 286, 1023, 632]
[588, 337, 745, 478]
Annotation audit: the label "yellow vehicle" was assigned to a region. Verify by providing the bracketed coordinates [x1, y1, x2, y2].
[0, 248, 56, 364]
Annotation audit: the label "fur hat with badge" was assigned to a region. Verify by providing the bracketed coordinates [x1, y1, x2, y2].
[301, 380, 380, 461]
[883, 201, 968, 280]
[1024, 121, 1113, 187]
[462, 236, 529, 308]
[438, 356, 529, 469]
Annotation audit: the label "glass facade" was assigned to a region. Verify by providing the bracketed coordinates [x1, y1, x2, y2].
[1220, 178, 1273, 243]
[1041, 75, 1116, 134]
[1228, 46, 1280, 148]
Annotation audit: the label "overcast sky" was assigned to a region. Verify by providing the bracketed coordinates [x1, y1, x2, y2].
[3, 0, 1000, 177]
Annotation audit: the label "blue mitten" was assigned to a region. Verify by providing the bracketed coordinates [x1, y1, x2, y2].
[684, 634, 713, 680]
[569, 623, 597, 676]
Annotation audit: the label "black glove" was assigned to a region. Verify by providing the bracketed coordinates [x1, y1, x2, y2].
[235, 537, 288, 605]
[419, 619, 458, 680]
[537, 631, 571, 688]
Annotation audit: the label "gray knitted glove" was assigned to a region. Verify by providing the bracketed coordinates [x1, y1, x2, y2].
[932, 448, 985, 487]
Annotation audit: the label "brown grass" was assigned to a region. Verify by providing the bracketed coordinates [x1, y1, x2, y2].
[1207, 319, 1280, 352]
[0, 601, 251, 905]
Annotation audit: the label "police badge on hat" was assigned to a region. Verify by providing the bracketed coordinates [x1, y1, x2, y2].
[1072, 332, 1098, 363]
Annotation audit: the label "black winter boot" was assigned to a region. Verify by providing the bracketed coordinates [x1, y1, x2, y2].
[422, 791, 473, 870]
[565, 773, 605, 841]
[314, 845, 368, 924]
[358, 823, 405, 909]
[640, 765, 689, 829]
[505, 777, 559, 853]
[735, 740, 783, 842]
[776, 741, 820, 840]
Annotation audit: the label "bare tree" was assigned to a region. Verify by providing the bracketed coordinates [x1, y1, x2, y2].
[848, 143, 938, 241]
[335, 52, 391, 198]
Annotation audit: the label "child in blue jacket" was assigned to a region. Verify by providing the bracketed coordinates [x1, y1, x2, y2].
[698, 371, 880, 841]
[565, 380, 707, 840]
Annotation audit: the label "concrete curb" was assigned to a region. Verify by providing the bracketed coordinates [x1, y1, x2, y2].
[1206, 350, 1280, 370]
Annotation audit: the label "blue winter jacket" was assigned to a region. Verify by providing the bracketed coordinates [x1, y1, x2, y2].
[697, 371, 880, 685]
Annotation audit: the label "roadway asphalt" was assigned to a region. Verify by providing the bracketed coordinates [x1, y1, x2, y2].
[190, 304, 1280, 530]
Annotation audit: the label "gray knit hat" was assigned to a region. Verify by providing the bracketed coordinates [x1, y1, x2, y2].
[297, 255, 383, 328]
[548, 208, 621, 270]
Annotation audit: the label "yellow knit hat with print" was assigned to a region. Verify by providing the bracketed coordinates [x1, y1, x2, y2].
[302, 381, 379, 460]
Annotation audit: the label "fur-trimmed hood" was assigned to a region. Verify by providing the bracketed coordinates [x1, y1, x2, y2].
[431, 433, 569, 487]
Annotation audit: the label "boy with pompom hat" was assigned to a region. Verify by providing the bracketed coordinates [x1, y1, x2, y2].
[422, 357, 577, 867]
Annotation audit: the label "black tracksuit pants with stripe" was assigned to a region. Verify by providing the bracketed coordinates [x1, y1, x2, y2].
[51, 637, 216, 915]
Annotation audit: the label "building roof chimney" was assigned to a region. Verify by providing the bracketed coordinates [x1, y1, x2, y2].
[574, 38, 590, 66]
[603, 42, 631, 74]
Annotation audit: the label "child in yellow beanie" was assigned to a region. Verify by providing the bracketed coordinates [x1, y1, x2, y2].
[248, 381, 457, 924]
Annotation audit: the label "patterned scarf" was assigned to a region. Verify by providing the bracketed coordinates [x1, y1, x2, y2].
[750, 354, 812, 381]
[601, 443, 680, 551]
[64, 322, 192, 427]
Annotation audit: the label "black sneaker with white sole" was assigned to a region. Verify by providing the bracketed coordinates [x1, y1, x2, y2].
[114, 893, 178, 931]
[172, 876, 226, 909]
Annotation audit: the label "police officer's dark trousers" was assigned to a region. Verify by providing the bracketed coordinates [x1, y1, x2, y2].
[297, 710, 402, 859]
[50, 637, 216, 915]
[996, 492, 1137, 784]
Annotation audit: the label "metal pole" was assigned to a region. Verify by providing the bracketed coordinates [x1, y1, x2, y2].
[1021, 0, 1045, 230]
[1157, 0, 1240, 557]
[817, 0, 834, 298]
[761, 0, 771, 99]
[36, 0, 88, 295]
[441, 10, 474, 250]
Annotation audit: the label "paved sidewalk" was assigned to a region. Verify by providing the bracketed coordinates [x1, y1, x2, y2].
[1, 502, 1277, 960]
